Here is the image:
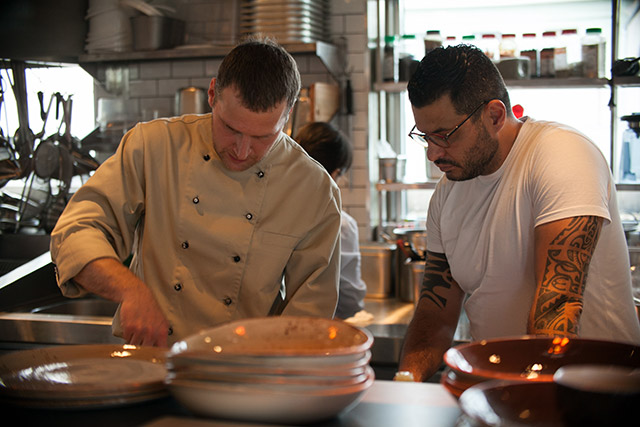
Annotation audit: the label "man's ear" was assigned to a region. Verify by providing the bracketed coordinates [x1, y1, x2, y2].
[485, 99, 507, 133]
[207, 78, 216, 108]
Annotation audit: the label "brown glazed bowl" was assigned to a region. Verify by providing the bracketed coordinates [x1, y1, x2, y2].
[441, 336, 640, 397]
[553, 364, 640, 426]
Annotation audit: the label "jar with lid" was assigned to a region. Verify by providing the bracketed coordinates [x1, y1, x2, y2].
[424, 30, 443, 55]
[559, 29, 582, 76]
[399, 34, 421, 81]
[444, 35, 457, 47]
[461, 34, 477, 48]
[618, 113, 640, 183]
[582, 27, 606, 78]
[383, 35, 398, 82]
[540, 31, 557, 77]
[499, 33, 518, 59]
[519, 33, 539, 77]
[479, 33, 499, 61]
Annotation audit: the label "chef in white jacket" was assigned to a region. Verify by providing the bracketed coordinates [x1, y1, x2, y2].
[295, 122, 367, 319]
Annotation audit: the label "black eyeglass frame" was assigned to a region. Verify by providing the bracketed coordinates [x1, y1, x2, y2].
[408, 100, 490, 148]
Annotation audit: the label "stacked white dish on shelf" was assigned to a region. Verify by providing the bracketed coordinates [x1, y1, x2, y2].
[166, 316, 375, 424]
[240, 0, 330, 43]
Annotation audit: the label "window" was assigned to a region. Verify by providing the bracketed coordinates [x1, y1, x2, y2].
[1, 64, 95, 145]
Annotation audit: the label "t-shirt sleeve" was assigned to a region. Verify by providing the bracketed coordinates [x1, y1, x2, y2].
[528, 126, 612, 227]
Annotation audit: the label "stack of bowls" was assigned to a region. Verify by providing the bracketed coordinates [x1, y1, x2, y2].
[166, 316, 374, 424]
[84, 0, 135, 53]
[240, 0, 330, 44]
[442, 336, 640, 398]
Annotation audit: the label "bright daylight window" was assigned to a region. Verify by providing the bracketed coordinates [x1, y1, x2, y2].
[1, 64, 95, 144]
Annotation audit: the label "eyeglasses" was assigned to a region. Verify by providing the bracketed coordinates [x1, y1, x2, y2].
[408, 100, 489, 148]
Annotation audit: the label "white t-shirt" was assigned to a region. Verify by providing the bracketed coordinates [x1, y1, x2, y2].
[427, 117, 640, 344]
[335, 212, 367, 319]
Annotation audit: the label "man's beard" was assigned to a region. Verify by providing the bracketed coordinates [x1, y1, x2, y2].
[439, 122, 499, 182]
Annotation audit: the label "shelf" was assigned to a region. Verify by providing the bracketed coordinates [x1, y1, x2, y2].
[616, 183, 640, 192]
[376, 181, 437, 191]
[612, 75, 640, 88]
[504, 77, 610, 88]
[78, 41, 342, 79]
[376, 181, 639, 192]
[373, 77, 611, 93]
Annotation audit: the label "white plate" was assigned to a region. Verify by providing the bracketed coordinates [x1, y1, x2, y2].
[168, 366, 374, 424]
[0, 344, 167, 406]
[169, 316, 373, 358]
[167, 350, 371, 378]
[167, 364, 371, 387]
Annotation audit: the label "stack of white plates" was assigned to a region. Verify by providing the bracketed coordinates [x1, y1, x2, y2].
[240, 0, 330, 44]
[85, 0, 135, 53]
[166, 316, 375, 424]
[0, 344, 168, 409]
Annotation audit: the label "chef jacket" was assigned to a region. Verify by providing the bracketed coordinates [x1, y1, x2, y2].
[334, 212, 366, 319]
[50, 113, 342, 344]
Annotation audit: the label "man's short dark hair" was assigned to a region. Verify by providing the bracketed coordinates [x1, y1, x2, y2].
[215, 37, 301, 112]
[408, 44, 512, 117]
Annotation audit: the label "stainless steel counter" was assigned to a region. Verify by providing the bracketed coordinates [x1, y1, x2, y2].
[0, 380, 462, 427]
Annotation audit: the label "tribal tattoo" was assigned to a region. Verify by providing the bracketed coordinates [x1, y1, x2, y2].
[419, 251, 456, 310]
[531, 216, 601, 336]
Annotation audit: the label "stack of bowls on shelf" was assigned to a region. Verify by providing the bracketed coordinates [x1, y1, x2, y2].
[166, 316, 375, 425]
[84, 0, 135, 53]
[240, 0, 330, 44]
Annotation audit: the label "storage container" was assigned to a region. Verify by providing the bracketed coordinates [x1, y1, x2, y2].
[360, 243, 395, 298]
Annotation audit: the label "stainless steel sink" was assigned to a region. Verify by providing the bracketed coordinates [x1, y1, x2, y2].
[0, 234, 123, 351]
[29, 298, 118, 316]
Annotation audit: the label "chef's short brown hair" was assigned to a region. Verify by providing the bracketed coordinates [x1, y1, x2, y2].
[214, 37, 301, 112]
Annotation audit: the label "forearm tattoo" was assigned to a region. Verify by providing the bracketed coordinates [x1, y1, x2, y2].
[419, 251, 455, 309]
[531, 216, 601, 336]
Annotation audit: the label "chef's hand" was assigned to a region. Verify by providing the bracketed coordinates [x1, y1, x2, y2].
[74, 258, 170, 347]
[120, 280, 170, 348]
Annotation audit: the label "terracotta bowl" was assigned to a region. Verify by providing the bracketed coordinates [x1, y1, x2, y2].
[442, 336, 640, 397]
[554, 365, 640, 426]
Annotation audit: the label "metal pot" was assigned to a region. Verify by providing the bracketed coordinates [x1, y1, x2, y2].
[174, 87, 209, 116]
[393, 227, 427, 259]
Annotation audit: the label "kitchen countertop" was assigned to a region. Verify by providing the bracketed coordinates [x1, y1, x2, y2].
[0, 380, 463, 427]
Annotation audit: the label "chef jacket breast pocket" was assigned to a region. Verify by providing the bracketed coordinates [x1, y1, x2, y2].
[255, 230, 301, 269]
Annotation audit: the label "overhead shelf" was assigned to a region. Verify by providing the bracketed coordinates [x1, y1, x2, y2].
[78, 41, 343, 80]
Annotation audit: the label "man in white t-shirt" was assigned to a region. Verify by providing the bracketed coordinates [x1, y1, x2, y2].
[398, 44, 640, 382]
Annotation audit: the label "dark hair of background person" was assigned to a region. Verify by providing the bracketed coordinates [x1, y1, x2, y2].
[407, 44, 512, 118]
[214, 37, 302, 112]
[295, 122, 353, 177]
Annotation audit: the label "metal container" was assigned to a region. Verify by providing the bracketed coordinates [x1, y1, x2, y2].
[175, 87, 209, 116]
[360, 243, 395, 298]
[131, 15, 185, 51]
[393, 227, 427, 258]
[397, 258, 425, 303]
[378, 156, 406, 183]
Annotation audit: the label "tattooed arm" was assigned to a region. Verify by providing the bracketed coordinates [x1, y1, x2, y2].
[398, 251, 465, 382]
[529, 216, 603, 337]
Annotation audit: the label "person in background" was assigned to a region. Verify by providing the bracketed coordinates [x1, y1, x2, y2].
[398, 44, 640, 382]
[295, 122, 367, 319]
[50, 38, 342, 347]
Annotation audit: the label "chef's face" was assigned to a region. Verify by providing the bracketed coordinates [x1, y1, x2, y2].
[412, 96, 499, 181]
[208, 80, 290, 172]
